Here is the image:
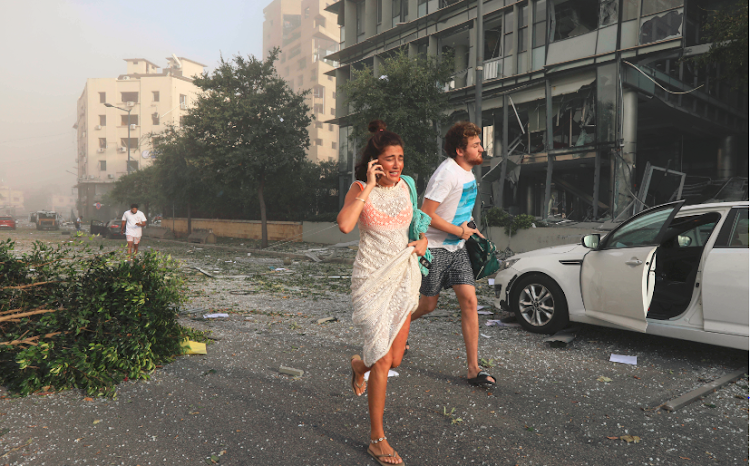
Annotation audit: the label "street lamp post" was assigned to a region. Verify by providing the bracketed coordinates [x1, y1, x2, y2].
[104, 103, 133, 174]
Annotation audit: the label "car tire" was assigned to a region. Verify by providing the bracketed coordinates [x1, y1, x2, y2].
[510, 274, 569, 334]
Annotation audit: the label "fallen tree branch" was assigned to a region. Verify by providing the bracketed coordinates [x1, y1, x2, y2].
[0, 332, 63, 346]
[2, 280, 61, 291]
[0, 309, 57, 323]
[0, 438, 33, 458]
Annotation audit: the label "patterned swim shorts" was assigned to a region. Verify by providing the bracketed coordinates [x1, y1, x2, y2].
[419, 247, 475, 296]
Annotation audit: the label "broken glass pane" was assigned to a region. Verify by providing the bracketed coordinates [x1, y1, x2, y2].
[599, 0, 618, 26]
[642, 0, 682, 16]
[596, 64, 617, 144]
[640, 9, 683, 44]
[550, 0, 598, 41]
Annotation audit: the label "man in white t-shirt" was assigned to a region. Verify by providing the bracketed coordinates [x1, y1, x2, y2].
[410, 121, 496, 388]
[120, 204, 147, 258]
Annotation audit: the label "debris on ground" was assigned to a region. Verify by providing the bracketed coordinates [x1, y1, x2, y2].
[610, 354, 638, 365]
[279, 366, 304, 377]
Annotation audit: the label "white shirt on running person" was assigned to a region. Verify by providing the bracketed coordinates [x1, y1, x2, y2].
[422, 157, 477, 252]
[122, 210, 147, 237]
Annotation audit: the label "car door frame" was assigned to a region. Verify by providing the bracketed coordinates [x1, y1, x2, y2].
[579, 201, 685, 332]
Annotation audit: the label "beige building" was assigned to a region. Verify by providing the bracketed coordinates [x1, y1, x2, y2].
[263, 0, 340, 163]
[0, 186, 24, 216]
[74, 56, 205, 220]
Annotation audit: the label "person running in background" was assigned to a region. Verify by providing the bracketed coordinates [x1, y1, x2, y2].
[410, 121, 497, 388]
[337, 120, 427, 465]
[120, 204, 147, 259]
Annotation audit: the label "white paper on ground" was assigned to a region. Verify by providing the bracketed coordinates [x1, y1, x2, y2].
[203, 313, 229, 319]
[488, 279, 495, 285]
[477, 305, 486, 310]
[610, 354, 637, 365]
[486, 320, 521, 327]
[363, 370, 398, 381]
[480, 333, 491, 338]
[477, 310, 493, 315]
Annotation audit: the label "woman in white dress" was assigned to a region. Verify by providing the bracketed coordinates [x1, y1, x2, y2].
[337, 120, 427, 466]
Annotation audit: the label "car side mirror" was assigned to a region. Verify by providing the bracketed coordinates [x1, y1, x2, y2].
[582, 234, 600, 249]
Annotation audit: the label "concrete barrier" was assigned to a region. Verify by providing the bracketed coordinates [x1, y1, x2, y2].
[143, 226, 174, 239]
[301, 221, 604, 253]
[164, 218, 303, 241]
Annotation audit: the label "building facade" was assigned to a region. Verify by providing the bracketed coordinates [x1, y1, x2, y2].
[0, 186, 25, 216]
[328, 0, 747, 220]
[263, 0, 341, 163]
[74, 56, 205, 221]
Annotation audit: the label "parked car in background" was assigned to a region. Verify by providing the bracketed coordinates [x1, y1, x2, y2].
[90, 219, 125, 239]
[0, 216, 16, 230]
[493, 201, 749, 350]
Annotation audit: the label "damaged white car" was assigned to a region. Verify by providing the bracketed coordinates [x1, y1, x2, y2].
[493, 201, 749, 350]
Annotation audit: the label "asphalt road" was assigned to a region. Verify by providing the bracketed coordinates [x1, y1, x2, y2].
[0, 229, 747, 465]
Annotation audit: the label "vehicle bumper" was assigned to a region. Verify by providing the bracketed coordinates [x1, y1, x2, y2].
[492, 268, 519, 312]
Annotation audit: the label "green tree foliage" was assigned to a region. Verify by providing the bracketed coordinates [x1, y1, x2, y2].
[105, 166, 161, 221]
[340, 50, 455, 183]
[150, 126, 213, 233]
[0, 239, 194, 396]
[185, 49, 312, 247]
[689, 3, 748, 90]
[484, 207, 537, 236]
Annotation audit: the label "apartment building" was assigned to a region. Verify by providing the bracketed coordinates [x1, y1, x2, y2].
[0, 186, 24, 216]
[263, 0, 341, 163]
[74, 56, 205, 221]
[328, 0, 747, 219]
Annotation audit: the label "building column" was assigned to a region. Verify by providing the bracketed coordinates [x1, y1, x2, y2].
[335, 67, 350, 118]
[718, 135, 737, 179]
[614, 89, 638, 218]
[373, 55, 384, 77]
[382, 0, 392, 29]
[428, 35, 438, 57]
[455, 45, 468, 87]
[408, 0, 418, 21]
[364, 0, 378, 39]
[344, 0, 358, 47]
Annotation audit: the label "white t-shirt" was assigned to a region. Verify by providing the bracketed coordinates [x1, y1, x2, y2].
[423, 157, 477, 252]
[122, 210, 147, 237]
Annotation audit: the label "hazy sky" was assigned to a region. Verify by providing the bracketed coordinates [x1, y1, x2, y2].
[0, 0, 267, 195]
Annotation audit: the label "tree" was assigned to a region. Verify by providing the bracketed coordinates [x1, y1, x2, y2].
[185, 49, 312, 247]
[689, 3, 748, 90]
[340, 49, 455, 184]
[106, 167, 160, 223]
[150, 126, 212, 234]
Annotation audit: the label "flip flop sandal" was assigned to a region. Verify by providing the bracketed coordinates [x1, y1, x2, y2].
[368, 447, 404, 465]
[467, 370, 496, 387]
[351, 355, 366, 396]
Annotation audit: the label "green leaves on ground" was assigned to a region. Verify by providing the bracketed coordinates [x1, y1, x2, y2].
[0, 238, 190, 396]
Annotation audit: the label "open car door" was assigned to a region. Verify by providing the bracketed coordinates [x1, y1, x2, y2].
[580, 201, 684, 332]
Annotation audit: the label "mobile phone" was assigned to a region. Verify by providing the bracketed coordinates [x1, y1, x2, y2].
[419, 256, 431, 270]
[467, 220, 477, 229]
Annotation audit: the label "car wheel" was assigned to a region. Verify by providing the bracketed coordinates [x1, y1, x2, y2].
[510, 274, 569, 334]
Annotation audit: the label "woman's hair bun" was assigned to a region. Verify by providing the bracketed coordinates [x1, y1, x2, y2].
[368, 120, 387, 133]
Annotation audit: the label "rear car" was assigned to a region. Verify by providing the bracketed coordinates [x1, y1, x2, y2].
[90, 219, 125, 239]
[0, 216, 16, 230]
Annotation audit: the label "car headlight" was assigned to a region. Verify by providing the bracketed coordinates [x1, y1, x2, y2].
[499, 258, 519, 271]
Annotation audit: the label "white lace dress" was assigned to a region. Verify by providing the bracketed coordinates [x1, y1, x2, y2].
[350, 180, 421, 367]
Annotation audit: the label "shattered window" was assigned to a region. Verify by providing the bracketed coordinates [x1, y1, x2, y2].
[599, 0, 618, 26]
[640, 9, 683, 44]
[533, 0, 547, 48]
[642, 0, 682, 16]
[518, 4, 529, 52]
[120, 114, 138, 126]
[596, 64, 617, 144]
[550, 0, 598, 41]
[484, 17, 503, 60]
[503, 10, 514, 56]
[120, 92, 138, 103]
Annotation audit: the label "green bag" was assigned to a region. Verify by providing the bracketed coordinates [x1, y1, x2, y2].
[401, 175, 432, 276]
[465, 234, 500, 280]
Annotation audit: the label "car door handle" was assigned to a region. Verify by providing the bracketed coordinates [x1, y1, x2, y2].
[625, 259, 643, 266]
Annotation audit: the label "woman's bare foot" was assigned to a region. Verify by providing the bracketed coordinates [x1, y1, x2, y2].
[350, 355, 367, 396]
[368, 438, 402, 465]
